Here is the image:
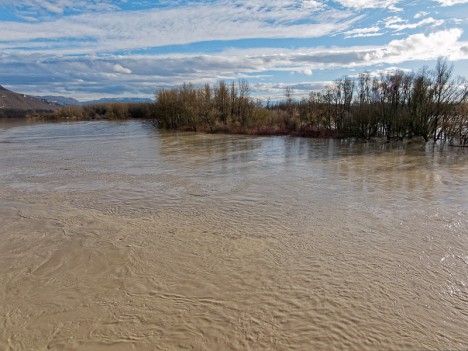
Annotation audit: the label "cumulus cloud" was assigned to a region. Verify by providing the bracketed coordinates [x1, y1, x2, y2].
[113, 64, 132, 74]
[363, 28, 466, 63]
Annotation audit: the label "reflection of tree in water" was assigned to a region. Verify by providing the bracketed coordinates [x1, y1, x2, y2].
[323, 142, 464, 204]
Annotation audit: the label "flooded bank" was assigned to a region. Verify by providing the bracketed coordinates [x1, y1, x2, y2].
[0, 120, 467, 350]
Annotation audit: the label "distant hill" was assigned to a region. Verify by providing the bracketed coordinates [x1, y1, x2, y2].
[37, 96, 153, 106]
[0, 86, 153, 118]
[82, 97, 153, 105]
[38, 95, 81, 106]
[0, 85, 58, 112]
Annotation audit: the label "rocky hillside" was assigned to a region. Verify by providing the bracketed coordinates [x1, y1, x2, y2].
[0, 85, 58, 111]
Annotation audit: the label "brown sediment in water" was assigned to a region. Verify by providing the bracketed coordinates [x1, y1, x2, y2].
[0, 120, 467, 350]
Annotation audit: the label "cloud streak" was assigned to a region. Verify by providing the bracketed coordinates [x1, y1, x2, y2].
[334, 0, 401, 10]
[433, 0, 468, 6]
[0, 2, 358, 55]
[384, 16, 444, 31]
[344, 26, 382, 38]
[0, 0, 120, 16]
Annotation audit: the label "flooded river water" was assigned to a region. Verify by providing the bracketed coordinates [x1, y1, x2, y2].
[0, 120, 467, 350]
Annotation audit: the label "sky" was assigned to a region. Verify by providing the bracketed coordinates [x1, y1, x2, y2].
[0, 0, 467, 101]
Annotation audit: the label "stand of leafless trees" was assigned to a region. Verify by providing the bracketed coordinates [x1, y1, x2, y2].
[152, 59, 467, 144]
[154, 80, 265, 132]
[29, 102, 154, 121]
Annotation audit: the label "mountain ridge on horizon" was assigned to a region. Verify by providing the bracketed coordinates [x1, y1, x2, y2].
[0, 85, 153, 114]
[0, 85, 58, 112]
[36, 95, 153, 106]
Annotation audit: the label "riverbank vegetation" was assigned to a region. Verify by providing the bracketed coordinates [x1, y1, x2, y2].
[153, 59, 468, 145]
[27, 59, 468, 145]
[28, 102, 154, 121]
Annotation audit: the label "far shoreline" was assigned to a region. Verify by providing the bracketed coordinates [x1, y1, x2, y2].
[2, 115, 465, 148]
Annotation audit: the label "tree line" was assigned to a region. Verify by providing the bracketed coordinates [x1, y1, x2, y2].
[152, 59, 467, 145]
[30, 102, 154, 121]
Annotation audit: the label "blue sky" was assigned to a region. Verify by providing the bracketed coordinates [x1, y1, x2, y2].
[0, 0, 467, 101]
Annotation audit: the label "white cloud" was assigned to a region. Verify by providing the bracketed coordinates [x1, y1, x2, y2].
[33, 0, 64, 14]
[414, 11, 429, 19]
[0, 0, 119, 16]
[344, 26, 382, 38]
[384, 16, 405, 27]
[384, 16, 444, 31]
[302, 0, 324, 10]
[113, 64, 132, 74]
[365, 66, 413, 77]
[334, 0, 401, 10]
[252, 81, 331, 100]
[433, 0, 468, 6]
[364, 28, 466, 63]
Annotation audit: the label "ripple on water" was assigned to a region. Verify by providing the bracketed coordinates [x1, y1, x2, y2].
[0, 120, 467, 350]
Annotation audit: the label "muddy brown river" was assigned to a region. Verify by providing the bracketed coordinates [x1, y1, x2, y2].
[0, 120, 467, 350]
